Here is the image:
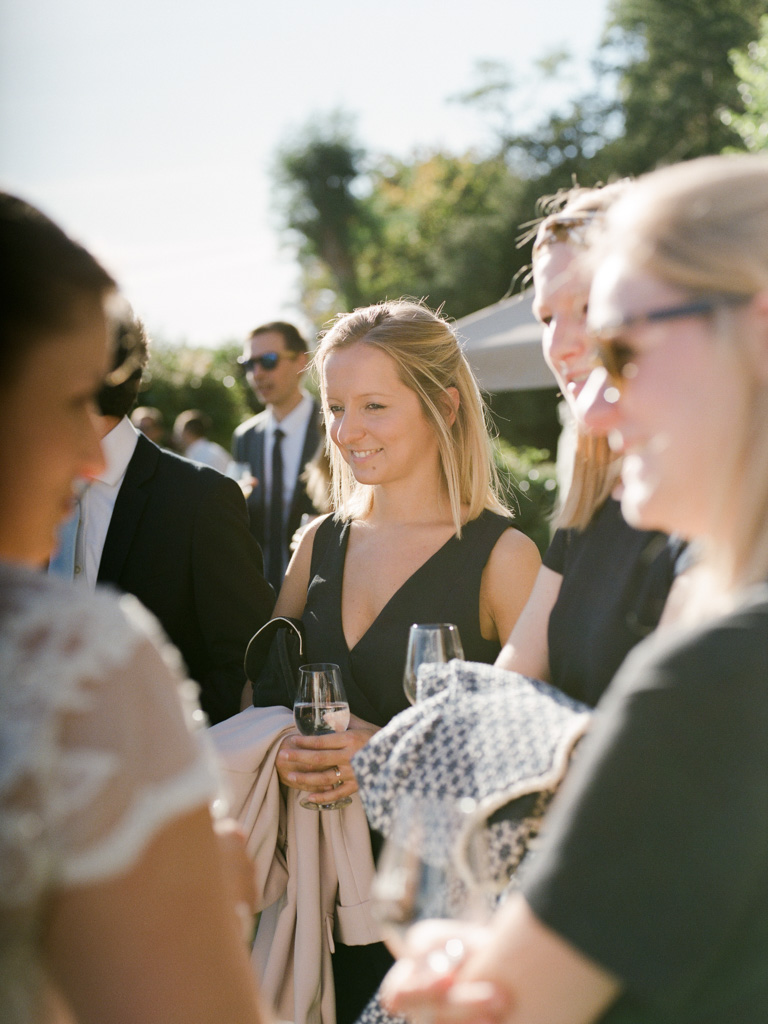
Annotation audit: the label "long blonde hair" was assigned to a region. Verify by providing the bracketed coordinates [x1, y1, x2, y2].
[532, 183, 630, 530]
[596, 155, 768, 591]
[313, 299, 510, 533]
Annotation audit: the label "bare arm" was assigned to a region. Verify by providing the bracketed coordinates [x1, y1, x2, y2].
[480, 528, 542, 648]
[494, 565, 563, 682]
[45, 806, 267, 1024]
[275, 712, 380, 804]
[272, 513, 331, 618]
[381, 894, 620, 1024]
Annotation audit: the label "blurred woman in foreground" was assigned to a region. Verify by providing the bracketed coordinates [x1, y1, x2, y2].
[382, 155, 768, 1024]
[0, 193, 266, 1024]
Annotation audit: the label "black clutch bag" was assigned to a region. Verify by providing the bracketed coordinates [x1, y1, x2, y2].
[244, 616, 305, 709]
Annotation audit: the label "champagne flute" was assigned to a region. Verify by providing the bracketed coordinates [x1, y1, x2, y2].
[293, 663, 352, 810]
[370, 795, 493, 958]
[403, 623, 464, 705]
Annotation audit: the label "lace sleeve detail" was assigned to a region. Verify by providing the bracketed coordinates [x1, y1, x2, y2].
[0, 576, 219, 904]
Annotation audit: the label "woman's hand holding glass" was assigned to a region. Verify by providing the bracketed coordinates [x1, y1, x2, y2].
[380, 919, 508, 1024]
[286, 663, 352, 810]
[371, 792, 514, 1021]
[276, 713, 378, 806]
[370, 795, 500, 950]
[277, 662, 379, 808]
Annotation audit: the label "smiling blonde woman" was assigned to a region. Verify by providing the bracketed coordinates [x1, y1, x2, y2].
[256, 298, 541, 1023]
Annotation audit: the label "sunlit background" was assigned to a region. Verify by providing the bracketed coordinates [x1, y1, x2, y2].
[1, 0, 609, 345]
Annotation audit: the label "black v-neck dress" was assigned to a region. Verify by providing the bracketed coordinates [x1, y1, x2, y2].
[303, 509, 512, 726]
[302, 509, 514, 1024]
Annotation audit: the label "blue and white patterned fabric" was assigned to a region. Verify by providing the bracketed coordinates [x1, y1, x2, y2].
[352, 659, 591, 1024]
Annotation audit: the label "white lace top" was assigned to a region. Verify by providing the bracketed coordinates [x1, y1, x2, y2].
[0, 562, 219, 1023]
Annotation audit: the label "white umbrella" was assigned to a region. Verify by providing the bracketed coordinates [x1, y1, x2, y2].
[455, 290, 555, 392]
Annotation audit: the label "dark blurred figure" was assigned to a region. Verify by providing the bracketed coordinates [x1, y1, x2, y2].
[174, 409, 232, 474]
[131, 404, 167, 446]
[0, 190, 267, 1024]
[51, 315, 274, 723]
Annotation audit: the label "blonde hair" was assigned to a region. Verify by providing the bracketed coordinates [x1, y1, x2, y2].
[597, 154, 768, 590]
[312, 299, 510, 533]
[532, 182, 630, 530]
[532, 181, 631, 256]
[557, 434, 622, 532]
[300, 440, 333, 515]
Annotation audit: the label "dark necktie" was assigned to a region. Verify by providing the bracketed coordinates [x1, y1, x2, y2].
[266, 427, 285, 592]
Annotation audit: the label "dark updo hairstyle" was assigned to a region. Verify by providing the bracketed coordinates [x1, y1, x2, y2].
[0, 191, 115, 382]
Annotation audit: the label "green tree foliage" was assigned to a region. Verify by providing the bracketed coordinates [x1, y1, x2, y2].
[357, 151, 525, 320]
[275, 125, 527, 325]
[487, 388, 562, 456]
[495, 440, 558, 556]
[274, 114, 373, 312]
[598, 0, 765, 174]
[724, 13, 768, 151]
[472, 0, 763, 202]
[274, 1, 764, 338]
[136, 341, 254, 449]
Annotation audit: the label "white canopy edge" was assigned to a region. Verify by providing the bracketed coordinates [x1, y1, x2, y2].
[455, 290, 555, 393]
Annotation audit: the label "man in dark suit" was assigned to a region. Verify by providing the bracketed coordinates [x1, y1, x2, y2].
[77, 317, 274, 724]
[232, 321, 323, 592]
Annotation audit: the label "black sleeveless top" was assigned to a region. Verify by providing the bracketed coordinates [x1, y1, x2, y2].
[543, 498, 685, 707]
[302, 510, 514, 727]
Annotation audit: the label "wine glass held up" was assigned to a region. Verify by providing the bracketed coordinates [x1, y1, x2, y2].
[402, 622, 464, 705]
[370, 795, 497, 960]
[293, 663, 353, 811]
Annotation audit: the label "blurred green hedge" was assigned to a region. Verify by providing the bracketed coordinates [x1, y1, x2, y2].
[495, 440, 558, 556]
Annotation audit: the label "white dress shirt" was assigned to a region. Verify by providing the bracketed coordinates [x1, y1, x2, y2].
[263, 392, 315, 514]
[75, 416, 140, 588]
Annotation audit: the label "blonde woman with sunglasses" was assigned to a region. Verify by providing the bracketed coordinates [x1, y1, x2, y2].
[382, 154, 768, 1024]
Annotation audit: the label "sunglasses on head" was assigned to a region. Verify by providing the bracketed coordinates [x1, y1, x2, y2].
[238, 351, 298, 373]
[589, 295, 751, 388]
[534, 211, 598, 251]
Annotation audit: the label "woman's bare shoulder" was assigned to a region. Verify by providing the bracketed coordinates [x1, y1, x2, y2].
[480, 525, 542, 645]
[492, 524, 542, 567]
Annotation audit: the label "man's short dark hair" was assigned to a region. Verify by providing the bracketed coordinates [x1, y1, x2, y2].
[97, 315, 150, 418]
[248, 321, 309, 355]
[0, 191, 115, 382]
[132, 406, 164, 429]
[175, 409, 210, 439]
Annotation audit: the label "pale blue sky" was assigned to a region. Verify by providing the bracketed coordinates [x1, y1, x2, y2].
[1, 0, 610, 344]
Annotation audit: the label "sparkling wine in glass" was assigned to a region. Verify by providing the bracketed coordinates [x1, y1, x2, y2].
[403, 623, 464, 705]
[293, 663, 352, 810]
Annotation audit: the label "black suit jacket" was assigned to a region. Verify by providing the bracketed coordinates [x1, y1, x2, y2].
[231, 398, 323, 550]
[98, 433, 274, 724]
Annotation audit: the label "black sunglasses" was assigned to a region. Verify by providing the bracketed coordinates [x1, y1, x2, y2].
[590, 296, 750, 388]
[238, 351, 298, 373]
